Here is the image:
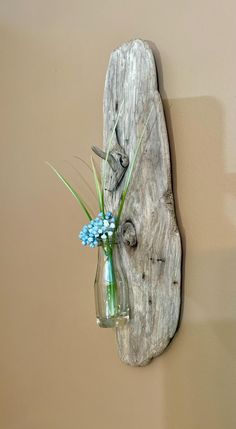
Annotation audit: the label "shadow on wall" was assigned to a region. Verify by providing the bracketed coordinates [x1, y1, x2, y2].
[147, 43, 236, 429]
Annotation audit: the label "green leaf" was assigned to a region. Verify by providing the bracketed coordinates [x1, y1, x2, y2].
[124, 103, 154, 191]
[46, 161, 92, 221]
[91, 156, 104, 214]
[116, 103, 155, 224]
[116, 189, 127, 227]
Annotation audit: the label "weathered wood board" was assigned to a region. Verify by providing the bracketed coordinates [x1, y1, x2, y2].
[100, 39, 182, 366]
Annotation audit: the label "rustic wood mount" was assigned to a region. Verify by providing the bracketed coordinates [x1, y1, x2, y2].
[93, 39, 182, 366]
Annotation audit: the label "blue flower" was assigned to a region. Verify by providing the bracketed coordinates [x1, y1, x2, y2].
[105, 211, 112, 219]
[78, 211, 117, 248]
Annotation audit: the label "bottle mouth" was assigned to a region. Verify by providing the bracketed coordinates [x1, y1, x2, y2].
[96, 236, 121, 247]
[97, 240, 119, 247]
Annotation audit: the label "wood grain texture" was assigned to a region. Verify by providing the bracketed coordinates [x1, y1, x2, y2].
[102, 39, 182, 366]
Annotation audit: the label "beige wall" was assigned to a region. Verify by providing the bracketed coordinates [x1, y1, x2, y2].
[1, 1, 236, 428]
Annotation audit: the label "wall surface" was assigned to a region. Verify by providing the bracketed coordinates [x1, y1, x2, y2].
[1, 1, 236, 428]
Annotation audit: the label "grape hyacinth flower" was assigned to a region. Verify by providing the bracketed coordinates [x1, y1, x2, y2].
[79, 212, 116, 248]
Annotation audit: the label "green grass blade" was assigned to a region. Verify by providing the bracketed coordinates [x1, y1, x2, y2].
[103, 100, 124, 191]
[73, 155, 93, 173]
[124, 103, 154, 191]
[91, 156, 104, 214]
[64, 160, 97, 201]
[116, 189, 127, 227]
[117, 103, 155, 224]
[46, 161, 92, 221]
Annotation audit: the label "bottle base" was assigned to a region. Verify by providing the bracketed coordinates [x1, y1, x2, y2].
[96, 313, 129, 328]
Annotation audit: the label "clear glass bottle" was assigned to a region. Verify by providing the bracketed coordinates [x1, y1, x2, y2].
[94, 241, 129, 328]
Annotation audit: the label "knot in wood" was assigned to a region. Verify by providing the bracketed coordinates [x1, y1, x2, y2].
[121, 221, 137, 248]
[120, 154, 129, 168]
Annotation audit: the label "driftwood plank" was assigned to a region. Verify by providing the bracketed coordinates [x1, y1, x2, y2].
[102, 39, 182, 366]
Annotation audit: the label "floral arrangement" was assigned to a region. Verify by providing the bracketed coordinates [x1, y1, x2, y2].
[46, 102, 153, 249]
[46, 101, 154, 327]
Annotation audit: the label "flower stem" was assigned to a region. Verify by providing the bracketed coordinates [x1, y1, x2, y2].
[103, 246, 118, 318]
